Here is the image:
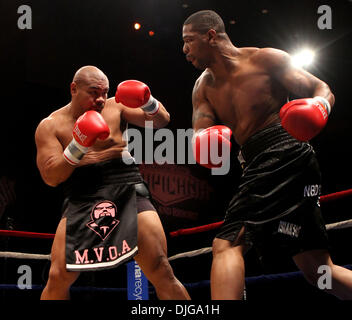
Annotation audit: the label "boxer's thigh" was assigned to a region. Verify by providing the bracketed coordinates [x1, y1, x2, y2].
[134, 210, 169, 275]
[49, 218, 80, 281]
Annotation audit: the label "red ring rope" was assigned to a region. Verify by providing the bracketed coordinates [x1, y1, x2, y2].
[320, 188, 352, 202]
[0, 230, 54, 239]
[0, 188, 351, 239]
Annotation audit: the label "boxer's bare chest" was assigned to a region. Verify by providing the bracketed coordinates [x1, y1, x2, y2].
[204, 61, 286, 144]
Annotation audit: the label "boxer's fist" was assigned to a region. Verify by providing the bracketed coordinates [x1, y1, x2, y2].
[72, 111, 110, 147]
[280, 97, 331, 141]
[63, 111, 110, 165]
[193, 125, 232, 169]
[115, 80, 159, 115]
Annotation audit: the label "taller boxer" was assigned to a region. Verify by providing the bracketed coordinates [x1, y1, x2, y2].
[183, 10, 352, 299]
[35, 66, 190, 300]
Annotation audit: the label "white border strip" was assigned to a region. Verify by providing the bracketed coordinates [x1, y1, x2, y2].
[66, 246, 138, 271]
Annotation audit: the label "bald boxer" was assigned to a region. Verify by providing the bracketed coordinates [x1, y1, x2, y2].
[36, 66, 190, 300]
[183, 10, 352, 299]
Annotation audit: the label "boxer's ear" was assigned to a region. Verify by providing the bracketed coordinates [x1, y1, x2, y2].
[207, 29, 217, 44]
[70, 82, 77, 95]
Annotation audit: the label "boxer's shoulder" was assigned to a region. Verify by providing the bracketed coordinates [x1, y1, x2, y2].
[194, 70, 212, 93]
[250, 47, 290, 70]
[41, 105, 70, 122]
[239, 46, 260, 56]
[36, 105, 72, 138]
[105, 97, 123, 109]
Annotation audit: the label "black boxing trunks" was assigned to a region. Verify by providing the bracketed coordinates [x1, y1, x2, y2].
[216, 123, 329, 257]
[61, 158, 154, 271]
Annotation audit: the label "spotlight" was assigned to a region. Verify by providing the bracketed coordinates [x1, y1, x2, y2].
[291, 49, 315, 68]
[134, 22, 141, 30]
[149, 30, 155, 37]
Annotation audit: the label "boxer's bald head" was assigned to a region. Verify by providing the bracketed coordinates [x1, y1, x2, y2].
[73, 66, 108, 87]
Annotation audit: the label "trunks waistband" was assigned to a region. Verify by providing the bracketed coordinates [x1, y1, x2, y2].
[239, 123, 298, 164]
[62, 158, 142, 197]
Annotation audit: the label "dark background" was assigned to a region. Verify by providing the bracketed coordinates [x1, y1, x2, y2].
[1, 0, 352, 300]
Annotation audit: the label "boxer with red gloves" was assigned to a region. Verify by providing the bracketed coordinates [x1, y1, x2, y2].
[184, 10, 352, 301]
[35, 66, 190, 300]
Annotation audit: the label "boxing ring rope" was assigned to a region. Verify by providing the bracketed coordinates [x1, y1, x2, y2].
[0, 230, 54, 239]
[1, 188, 352, 261]
[0, 251, 50, 260]
[4, 216, 351, 262]
[0, 187, 352, 299]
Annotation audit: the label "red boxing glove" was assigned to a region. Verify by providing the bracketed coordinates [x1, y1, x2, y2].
[193, 125, 232, 169]
[280, 97, 331, 141]
[115, 80, 159, 115]
[63, 111, 110, 165]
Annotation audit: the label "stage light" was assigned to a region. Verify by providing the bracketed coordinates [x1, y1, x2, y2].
[291, 49, 315, 68]
[134, 22, 141, 30]
[149, 30, 155, 37]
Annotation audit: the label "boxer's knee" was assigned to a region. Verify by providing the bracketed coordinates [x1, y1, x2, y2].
[145, 255, 175, 286]
[154, 255, 174, 278]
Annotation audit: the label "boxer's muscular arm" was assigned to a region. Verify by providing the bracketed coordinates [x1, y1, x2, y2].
[192, 76, 217, 132]
[259, 48, 335, 108]
[121, 101, 170, 128]
[105, 98, 170, 129]
[35, 118, 74, 187]
[191, 77, 232, 169]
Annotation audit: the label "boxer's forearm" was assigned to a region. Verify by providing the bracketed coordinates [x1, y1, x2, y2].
[40, 155, 75, 187]
[145, 101, 170, 128]
[313, 82, 335, 109]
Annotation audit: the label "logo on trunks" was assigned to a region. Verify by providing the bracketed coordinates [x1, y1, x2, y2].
[304, 184, 321, 197]
[277, 221, 302, 238]
[86, 200, 120, 240]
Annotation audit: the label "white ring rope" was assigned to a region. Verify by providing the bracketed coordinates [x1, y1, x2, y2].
[168, 247, 212, 261]
[325, 219, 352, 230]
[0, 252, 50, 260]
[1, 219, 352, 261]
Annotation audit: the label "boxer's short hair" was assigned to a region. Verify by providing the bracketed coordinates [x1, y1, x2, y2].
[184, 10, 225, 34]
